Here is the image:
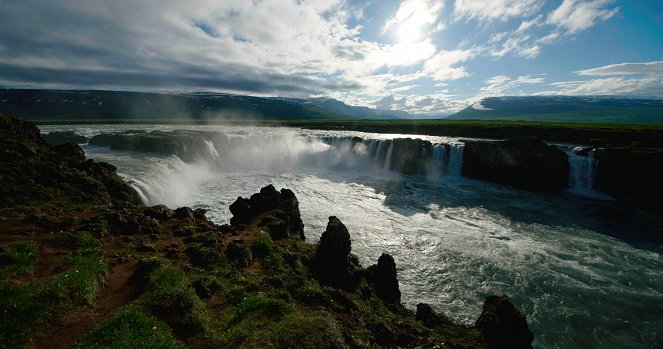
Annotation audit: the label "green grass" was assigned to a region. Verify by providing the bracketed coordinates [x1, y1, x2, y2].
[0, 254, 106, 348]
[71, 306, 185, 349]
[0, 240, 39, 277]
[253, 229, 273, 257]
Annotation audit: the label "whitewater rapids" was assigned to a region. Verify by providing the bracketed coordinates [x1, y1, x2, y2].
[41, 124, 663, 349]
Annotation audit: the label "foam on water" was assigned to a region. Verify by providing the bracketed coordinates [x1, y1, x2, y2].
[43, 124, 663, 349]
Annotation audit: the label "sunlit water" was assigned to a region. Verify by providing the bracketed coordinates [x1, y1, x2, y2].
[42, 124, 663, 348]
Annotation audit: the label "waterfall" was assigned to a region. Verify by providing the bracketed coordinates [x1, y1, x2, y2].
[565, 146, 597, 194]
[446, 144, 464, 177]
[384, 142, 394, 170]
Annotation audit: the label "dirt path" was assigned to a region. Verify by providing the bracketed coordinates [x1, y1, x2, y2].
[26, 260, 139, 349]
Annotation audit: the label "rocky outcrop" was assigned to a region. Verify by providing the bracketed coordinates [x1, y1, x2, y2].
[89, 130, 228, 163]
[225, 239, 253, 267]
[42, 131, 88, 145]
[366, 253, 401, 303]
[311, 216, 360, 290]
[0, 115, 140, 208]
[462, 137, 570, 191]
[389, 138, 433, 175]
[475, 295, 534, 349]
[229, 184, 305, 240]
[595, 147, 663, 212]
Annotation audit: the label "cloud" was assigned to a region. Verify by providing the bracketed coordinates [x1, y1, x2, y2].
[422, 49, 476, 81]
[538, 61, 663, 96]
[548, 0, 619, 34]
[480, 75, 545, 95]
[576, 61, 663, 76]
[373, 92, 465, 115]
[454, 0, 543, 22]
[382, 0, 444, 43]
[0, 0, 436, 98]
[536, 77, 663, 95]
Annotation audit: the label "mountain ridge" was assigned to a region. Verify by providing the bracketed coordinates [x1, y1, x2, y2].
[448, 96, 663, 124]
[0, 88, 410, 121]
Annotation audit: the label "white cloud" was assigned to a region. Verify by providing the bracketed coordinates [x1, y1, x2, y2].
[480, 75, 545, 95]
[548, 0, 620, 34]
[382, 0, 444, 43]
[454, 0, 543, 22]
[576, 61, 663, 76]
[422, 49, 476, 81]
[491, 34, 541, 58]
[517, 15, 543, 32]
[536, 77, 663, 95]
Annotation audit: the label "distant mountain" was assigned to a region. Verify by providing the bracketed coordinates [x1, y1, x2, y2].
[448, 96, 663, 124]
[0, 89, 409, 121]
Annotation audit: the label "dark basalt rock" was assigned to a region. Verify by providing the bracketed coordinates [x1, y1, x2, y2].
[225, 239, 253, 267]
[389, 138, 433, 175]
[0, 115, 141, 208]
[144, 205, 174, 220]
[367, 253, 401, 303]
[175, 207, 195, 221]
[311, 216, 359, 290]
[89, 130, 228, 163]
[52, 143, 86, 162]
[475, 295, 534, 349]
[595, 147, 663, 212]
[280, 188, 305, 240]
[42, 131, 88, 145]
[229, 185, 305, 240]
[416, 303, 448, 327]
[462, 137, 570, 191]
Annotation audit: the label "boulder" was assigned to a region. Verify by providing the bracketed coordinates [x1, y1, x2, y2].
[174, 207, 195, 220]
[225, 239, 253, 267]
[144, 205, 174, 220]
[229, 185, 305, 240]
[280, 188, 305, 240]
[462, 137, 570, 191]
[367, 253, 401, 303]
[312, 216, 359, 290]
[475, 295, 534, 349]
[42, 131, 88, 145]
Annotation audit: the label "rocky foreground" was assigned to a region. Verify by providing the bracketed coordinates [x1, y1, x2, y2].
[0, 115, 534, 348]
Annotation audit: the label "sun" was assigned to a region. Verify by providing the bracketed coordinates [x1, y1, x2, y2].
[397, 19, 423, 44]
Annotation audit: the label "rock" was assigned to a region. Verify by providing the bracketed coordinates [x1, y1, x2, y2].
[416, 303, 448, 327]
[389, 138, 433, 175]
[229, 185, 305, 240]
[367, 253, 401, 303]
[218, 224, 234, 234]
[462, 137, 570, 191]
[192, 279, 213, 299]
[42, 131, 88, 145]
[0, 115, 141, 208]
[174, 207, 195, 220]
[475, 295, 534, 349]
[594, 147, 663, 212]
[136, 244, 156, 252]
[225, 239, 253, 267]
[280, 188, 305, 240]
[144, 205, 174, 220]
[52, 143, 86, 162]
[260, 211, 290, 240]
[312, 216, 358, 290]
[229, 197, 252, 225]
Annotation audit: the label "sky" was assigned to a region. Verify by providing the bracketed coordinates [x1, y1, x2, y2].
[0, 0, 662, 115]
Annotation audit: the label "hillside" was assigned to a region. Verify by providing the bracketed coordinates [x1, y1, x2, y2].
[0, 89, 409, 121]
[448, 96, 663, 124]
[0, 115, 536, 348]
